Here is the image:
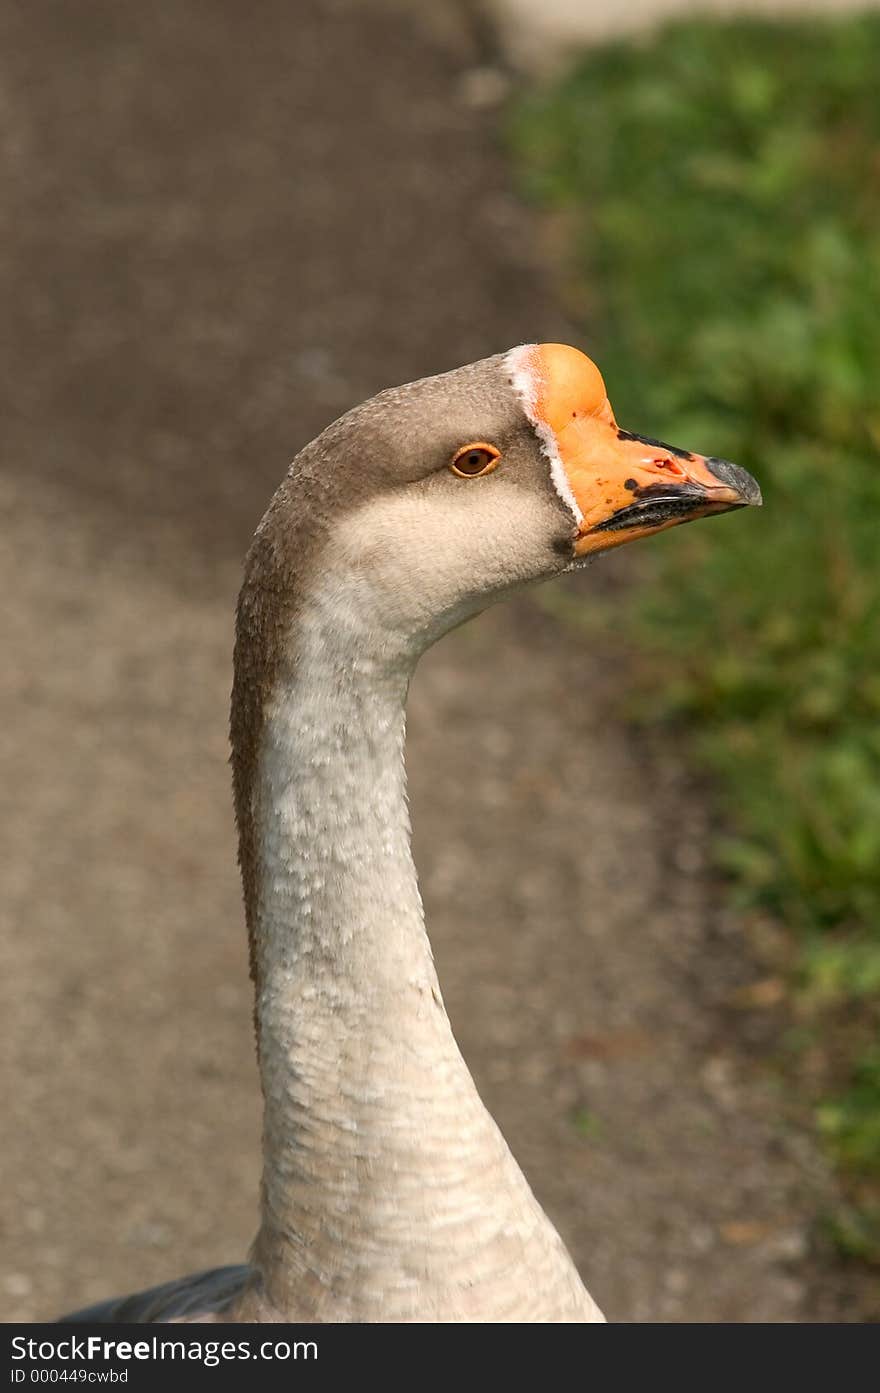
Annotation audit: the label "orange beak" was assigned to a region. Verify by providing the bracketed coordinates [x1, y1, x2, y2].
[522, 344, 761, 555]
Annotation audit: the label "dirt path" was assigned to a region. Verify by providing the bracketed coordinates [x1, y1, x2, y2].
[0, 0, 854, 1321]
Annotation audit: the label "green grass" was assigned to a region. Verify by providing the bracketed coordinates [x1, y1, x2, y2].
[510, 14, 880, 1257]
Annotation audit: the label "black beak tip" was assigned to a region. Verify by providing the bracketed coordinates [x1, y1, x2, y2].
[706, 457, 762, 507]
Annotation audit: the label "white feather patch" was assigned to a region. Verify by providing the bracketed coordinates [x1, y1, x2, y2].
[505, 344, 583, 526]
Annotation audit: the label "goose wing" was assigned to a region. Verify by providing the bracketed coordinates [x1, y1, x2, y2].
[58, 1264, 251, 1323]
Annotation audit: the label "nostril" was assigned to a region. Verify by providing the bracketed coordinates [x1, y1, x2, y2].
[654, 457, 687, 478]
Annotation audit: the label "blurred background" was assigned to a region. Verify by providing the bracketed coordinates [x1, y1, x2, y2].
[2, 0, 878, 1322]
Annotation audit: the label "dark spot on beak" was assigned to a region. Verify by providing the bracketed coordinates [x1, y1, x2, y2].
[617, 429, 694, 462]
[624, 478, 638, 492]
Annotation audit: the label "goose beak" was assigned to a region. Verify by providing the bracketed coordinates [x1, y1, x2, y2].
[521, 343, 761, 556]
[568, 428, 762, 557]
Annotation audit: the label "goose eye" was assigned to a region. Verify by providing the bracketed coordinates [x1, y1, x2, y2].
[449, 443, 501, 478]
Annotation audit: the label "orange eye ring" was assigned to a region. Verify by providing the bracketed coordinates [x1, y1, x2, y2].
[449, 442, 501, 478]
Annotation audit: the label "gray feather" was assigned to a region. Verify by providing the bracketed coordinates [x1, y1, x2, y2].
[58, 1264, 251, 1324]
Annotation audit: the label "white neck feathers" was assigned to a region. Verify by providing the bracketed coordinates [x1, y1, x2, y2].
[242, 563, 603, 1322]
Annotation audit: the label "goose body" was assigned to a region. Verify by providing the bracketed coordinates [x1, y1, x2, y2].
[61, 344, 759, 1324]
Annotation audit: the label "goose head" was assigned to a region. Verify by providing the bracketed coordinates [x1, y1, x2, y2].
[265, 341, 760, 660]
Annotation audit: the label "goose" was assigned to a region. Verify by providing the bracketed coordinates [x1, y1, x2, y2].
[60, 342, 760, 1324]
